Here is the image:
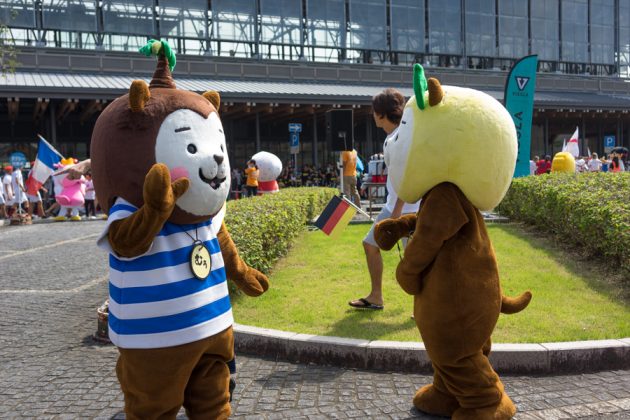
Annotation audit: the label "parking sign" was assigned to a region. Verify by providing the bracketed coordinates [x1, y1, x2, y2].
[604, 135, 615, 152]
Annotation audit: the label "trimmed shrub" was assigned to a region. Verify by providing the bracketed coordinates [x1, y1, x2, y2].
[497, 172, 630, 275]
[224, 187, 337, 274]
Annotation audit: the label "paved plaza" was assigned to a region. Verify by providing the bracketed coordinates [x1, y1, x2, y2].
[0, 222, 628, 419]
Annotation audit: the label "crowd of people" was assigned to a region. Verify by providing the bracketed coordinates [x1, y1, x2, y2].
[530, 149, 629, 175]
[0, 163, 100, 221]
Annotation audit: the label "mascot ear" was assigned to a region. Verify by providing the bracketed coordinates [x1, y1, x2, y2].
[129, 80, 150, 112]
[428, 78, 444, 106]
[202, 90, 221, 112]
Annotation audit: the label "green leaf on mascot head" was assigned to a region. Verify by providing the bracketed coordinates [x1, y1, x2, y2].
[139, 39, 177, 72]
[413, 63, 428, 110]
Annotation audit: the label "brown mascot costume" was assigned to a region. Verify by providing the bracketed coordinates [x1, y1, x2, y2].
[374, 64, 532, 419]
[91, 40, 269, 419]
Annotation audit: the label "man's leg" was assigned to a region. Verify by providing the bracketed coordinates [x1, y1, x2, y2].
[362, 241, 384, 305]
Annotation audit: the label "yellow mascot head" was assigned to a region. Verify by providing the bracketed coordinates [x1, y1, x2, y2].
[551, 152, 576, 173]
[384, 64, 518, 211]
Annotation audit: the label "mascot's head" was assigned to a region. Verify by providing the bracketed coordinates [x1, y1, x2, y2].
[91, 40, 229, 224]
[252, 151, 282, 182]
[384, 64, 517, 211]
[551, 152, 576, 173]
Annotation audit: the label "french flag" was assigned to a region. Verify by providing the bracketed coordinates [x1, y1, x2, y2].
[25, 135, 63, 196]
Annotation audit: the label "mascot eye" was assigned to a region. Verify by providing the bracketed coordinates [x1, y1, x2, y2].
[393, 133, 399, 142]
[187, 144, 197, 154]
[220, 144, 224, 152]
[401, 120, 407, 125]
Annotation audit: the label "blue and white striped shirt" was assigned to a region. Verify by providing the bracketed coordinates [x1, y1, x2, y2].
[97, 197, 232, 349]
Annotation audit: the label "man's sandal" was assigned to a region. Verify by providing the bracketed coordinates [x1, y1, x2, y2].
[348, 298, 384, 310]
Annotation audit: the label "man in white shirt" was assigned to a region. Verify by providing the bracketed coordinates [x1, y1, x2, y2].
[588, 153, 602, 172]
[3, 166, 13, 209]
[349, 88, 421, 310]
[11, 166, 29, 214]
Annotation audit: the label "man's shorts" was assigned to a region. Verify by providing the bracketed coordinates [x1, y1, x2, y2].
[363, 206, 393, 247]
[28, 192, 42, 203]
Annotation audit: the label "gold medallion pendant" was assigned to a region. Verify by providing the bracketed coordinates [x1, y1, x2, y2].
[190, 240, 211, 280]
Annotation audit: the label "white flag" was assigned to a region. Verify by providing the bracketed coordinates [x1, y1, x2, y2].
[565, 127, 580, 158]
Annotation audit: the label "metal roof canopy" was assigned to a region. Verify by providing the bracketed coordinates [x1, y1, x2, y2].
[2, 71, 630, 110]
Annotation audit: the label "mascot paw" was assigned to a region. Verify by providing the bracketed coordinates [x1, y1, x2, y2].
[238, 268, 270, 297]
[374, 219, 406, 250]
[143, 163, 190, 213]
[452, 392, 516, 420]
[413, 384, 460, 417]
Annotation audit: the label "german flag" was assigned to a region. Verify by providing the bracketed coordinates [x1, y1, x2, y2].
[315, 195, 357, 238]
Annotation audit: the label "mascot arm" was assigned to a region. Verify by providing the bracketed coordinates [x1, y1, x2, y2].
[217, 222, 269, 297]
[108, 163, 189, 258]
[374, 213, 417, 250]
[396, 184, 469, 295]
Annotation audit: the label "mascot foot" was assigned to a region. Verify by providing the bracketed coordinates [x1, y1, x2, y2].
[70, 215, 82, 221]
[413, 384, 460, 417]
[54, 216, 67, 221]
[452, 392, 516, 420]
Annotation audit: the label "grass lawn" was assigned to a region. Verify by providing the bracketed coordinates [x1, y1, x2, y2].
[231, 223, 629, 343]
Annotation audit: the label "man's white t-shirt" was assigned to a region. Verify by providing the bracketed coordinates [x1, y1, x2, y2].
[383, 130, 421, 214]
[11, 170, 26, 204]
[2, 174, 12, 201]
[588, 159, 602, 172]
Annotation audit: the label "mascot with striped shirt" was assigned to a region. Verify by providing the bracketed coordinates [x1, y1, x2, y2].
[91, 40, 269, 419]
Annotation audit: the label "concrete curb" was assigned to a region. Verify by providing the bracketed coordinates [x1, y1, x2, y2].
[234, 324, 630, 374]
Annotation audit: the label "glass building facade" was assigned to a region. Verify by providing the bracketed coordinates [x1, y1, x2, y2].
[1, 0, 628, 77]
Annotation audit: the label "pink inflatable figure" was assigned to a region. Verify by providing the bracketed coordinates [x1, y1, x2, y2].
[53, 158, 86, 221]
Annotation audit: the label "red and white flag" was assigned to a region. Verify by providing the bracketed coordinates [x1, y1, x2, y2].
[25, 135, 64, 195]
[563, 127, 580, 158]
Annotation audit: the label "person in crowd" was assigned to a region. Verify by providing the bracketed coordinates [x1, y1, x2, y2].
[0, 167, 6, 219]
[11, 165, 28, 215]
[2, 165, 13, 217]
[610, 155, 623, 172]
[244, 159, 259, 197]
[530, 156, 539, 176]
[341, 148, 362, 208]
[84, 173, 96, 218]
[349, 88, 420, 310]
[588, 153, 602, 172]
[231, 167, 243, 198]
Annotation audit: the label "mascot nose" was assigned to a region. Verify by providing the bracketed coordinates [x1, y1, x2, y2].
[213, 154, 224, 165]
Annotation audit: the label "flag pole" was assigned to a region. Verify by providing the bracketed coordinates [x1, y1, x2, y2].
[339, 194, 374, 221]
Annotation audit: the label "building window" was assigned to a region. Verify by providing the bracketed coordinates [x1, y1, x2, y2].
[465, 0, 495, 57]
[561, 0, 588, 63]
[590, 0, 614, 65]
[531, 0, 559, 61]
[212, 0, 258, 58]
[306, 0, 345, 62]
[498, 0, 528, 59]
[428, 0, 461, 55]
[390, 0, 424, 53]
[620, 3, 630, 77]
[348, 0, 387, 55]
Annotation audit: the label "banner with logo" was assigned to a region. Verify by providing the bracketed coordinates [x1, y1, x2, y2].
[504, 55, 538, 178]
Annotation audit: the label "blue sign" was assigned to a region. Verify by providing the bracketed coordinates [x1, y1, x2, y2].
[9, 152, 27, 169]
[604, 136, 615, 148]
[504, 55, 538, 178]
[290, 132, 300, 154]
[288, 123, 302, 133]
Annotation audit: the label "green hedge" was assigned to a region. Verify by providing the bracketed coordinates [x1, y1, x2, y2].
[496, 172, 630, 275]
[224, 187, 338, 274]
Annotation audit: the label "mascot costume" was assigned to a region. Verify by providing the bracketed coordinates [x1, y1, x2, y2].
[53, 157, 85, 221]
[91, 40, 269, 419]
[252, 151, 282, 194]
[374, 64, 532, 420]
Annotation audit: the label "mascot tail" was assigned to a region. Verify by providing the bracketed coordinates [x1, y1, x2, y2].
[500, 291, 532, 314]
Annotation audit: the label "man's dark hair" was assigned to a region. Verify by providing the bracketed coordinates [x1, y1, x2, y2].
[372, 88, 405, 124]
